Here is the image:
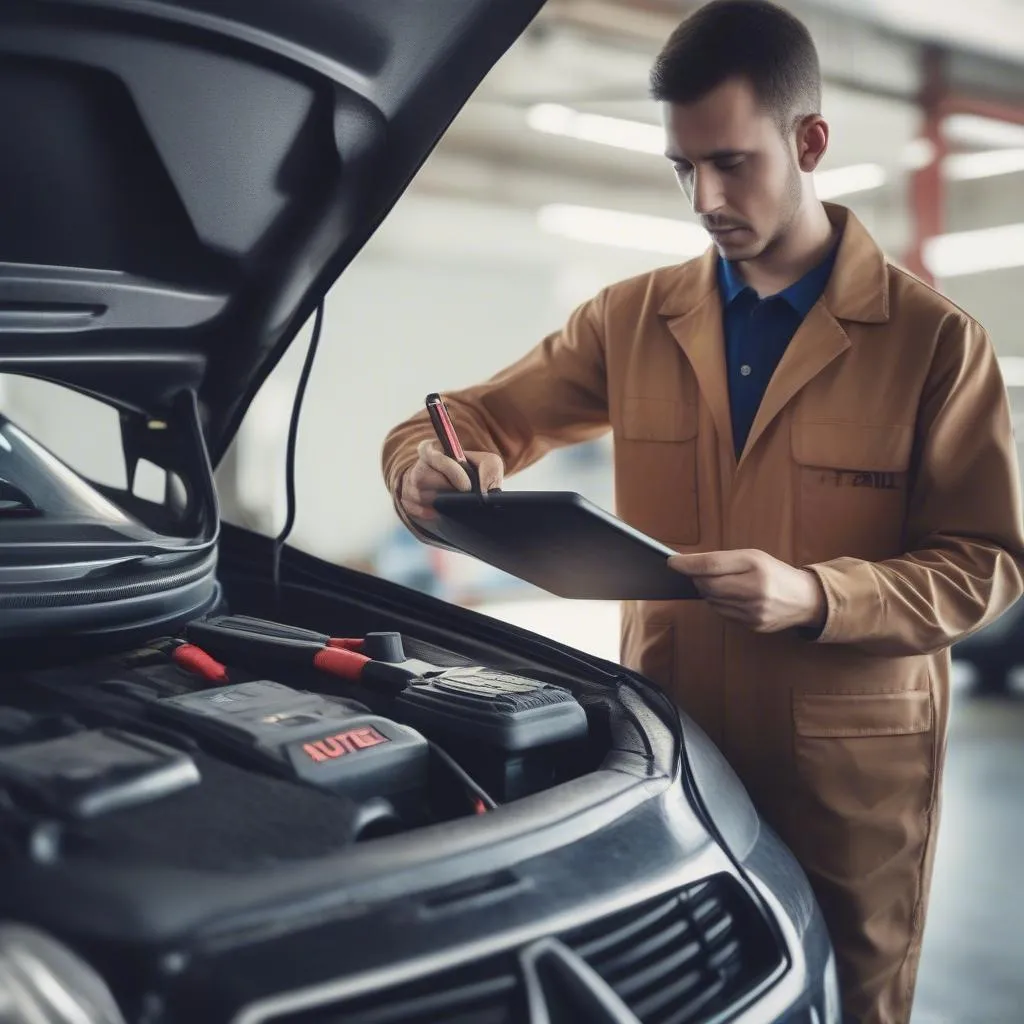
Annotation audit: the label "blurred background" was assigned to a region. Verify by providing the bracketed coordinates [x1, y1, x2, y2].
[1, 2, 1023, 1019]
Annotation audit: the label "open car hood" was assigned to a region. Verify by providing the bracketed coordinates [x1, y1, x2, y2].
[0, 0, 545, 462]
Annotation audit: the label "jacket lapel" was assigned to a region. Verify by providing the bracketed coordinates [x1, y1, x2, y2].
[654, 205, 891, 470]
[664, 295, 735, 460]
[739, 303, 850, 464]
[738, 205, 891, 463]
[659, 250, 736, 460]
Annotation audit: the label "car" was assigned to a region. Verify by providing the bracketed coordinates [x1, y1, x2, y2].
[953, 604, 1024, 695]
[0, 2, 838, 1023]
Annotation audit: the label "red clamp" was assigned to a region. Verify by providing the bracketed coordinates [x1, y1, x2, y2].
[153, 638, 229, 683]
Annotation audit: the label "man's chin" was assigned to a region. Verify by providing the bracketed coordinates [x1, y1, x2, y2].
[710, 229, 759, 260]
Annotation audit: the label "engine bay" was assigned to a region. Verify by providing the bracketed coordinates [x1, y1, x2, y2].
[0, 614, 621, 870]
[0, 568, 687, 1023]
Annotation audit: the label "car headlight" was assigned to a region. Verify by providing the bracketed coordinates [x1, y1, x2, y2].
[0, 923, 125, 1024]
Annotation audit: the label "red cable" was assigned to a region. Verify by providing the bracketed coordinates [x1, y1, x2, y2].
[325, 637, 365, 651]
[312, 645, 370, 680]
[171, 643, 229, 683]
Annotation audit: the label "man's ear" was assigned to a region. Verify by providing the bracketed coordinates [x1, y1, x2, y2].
[795, 114, 829, 173]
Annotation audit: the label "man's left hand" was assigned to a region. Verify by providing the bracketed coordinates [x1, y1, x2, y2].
[668, 549, 827, 634]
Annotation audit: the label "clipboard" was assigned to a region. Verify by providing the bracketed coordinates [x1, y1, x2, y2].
[431, 490, 699, 600]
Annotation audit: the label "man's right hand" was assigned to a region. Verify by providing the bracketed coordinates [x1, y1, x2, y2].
[398, 439, 504, 522]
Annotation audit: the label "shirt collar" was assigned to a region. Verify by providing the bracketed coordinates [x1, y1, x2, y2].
[718, 256, 749, 305]
[718, 241, 840, 316]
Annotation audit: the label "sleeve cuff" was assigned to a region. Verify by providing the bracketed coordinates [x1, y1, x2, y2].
[802, 558, 884, 644]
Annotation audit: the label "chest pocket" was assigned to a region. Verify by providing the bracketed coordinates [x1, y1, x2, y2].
[792, 421, 913, 565]
[615, 397, 699, 546]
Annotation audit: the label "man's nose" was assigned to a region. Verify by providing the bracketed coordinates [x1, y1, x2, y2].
[690, 167, 723, 216]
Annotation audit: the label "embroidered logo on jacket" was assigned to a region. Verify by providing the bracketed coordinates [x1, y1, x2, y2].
[815, 470, 903, 490]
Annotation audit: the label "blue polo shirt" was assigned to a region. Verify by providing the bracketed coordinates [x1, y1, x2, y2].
[718, 246, 838, 458]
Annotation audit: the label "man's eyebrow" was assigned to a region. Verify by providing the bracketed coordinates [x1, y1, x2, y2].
[664, 149, 748, 162]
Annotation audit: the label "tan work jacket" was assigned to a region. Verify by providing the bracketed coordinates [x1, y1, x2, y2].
[382, 205, 1024, 1024]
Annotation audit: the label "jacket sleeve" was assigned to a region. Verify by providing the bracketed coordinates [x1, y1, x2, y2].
[808, 313, 1024, 656]
[381, 291, 611, 539]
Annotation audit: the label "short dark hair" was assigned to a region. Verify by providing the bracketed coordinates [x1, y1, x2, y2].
[650, 0, 821, 130]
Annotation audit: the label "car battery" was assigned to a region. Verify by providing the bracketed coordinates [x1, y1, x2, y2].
[394, 667, 588, 801]
[149, 680, 429, 809]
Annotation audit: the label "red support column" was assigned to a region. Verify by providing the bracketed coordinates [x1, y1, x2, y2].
[904, 49, 948, 286]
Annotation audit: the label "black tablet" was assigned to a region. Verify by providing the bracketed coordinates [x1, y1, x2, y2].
[431, 491, 699, 600]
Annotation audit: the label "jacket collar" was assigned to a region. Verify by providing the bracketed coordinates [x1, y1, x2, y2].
[718, 243, 838, 317]
[658, 203, 889, 325]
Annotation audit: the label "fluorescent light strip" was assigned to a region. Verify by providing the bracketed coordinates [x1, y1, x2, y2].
[924, 222, 1024, 278]
[944, 114, 1024, 150]
[527, 104, 665, 155]
[538, 204, 709, 256]
[946, 148, 1024, 181]
[904, 139, 1024, 181]
[901, 138, 938, 171]
[814, 163, 887, 199]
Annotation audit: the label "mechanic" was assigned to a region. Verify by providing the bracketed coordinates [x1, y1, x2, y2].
[380, 2, 1024, 1021]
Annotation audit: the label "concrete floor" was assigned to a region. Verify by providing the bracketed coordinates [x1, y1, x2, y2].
[912, 676, 1024, 1024]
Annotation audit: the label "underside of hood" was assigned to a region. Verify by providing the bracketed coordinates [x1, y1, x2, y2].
[0, 0, 545, 462]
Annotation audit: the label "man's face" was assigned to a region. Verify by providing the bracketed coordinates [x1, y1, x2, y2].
[662, 77, 804, 262]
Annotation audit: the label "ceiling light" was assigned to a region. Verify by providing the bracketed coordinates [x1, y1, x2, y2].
[814, 163, 887, 199]
[537, 204, 709, 256]
[923, 222, 1024, 278]
[897, 138, 1024, 180]
[901, 138, 938, 170]
[944, 114, 1024, 150]
[945, 148, 1024, 181]
[526, 104, 664, 155]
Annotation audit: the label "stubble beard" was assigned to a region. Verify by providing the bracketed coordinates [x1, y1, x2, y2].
[735, 157, 805, 265]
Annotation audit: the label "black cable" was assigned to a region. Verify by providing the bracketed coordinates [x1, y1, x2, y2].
[428, 740, 499, 811]
[272, 302, 326, 613]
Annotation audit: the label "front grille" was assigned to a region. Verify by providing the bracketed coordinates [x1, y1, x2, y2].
[265, 874, 780, 1024]
[562, 874, 780, 1024]
[268, 953, 525, 1024]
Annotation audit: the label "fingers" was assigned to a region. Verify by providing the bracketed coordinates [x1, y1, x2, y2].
[669, 551, 748, 578]
[669, 549, 768, 628]
[397, 470, 437, 521]
[692, 575, 750, 601]
[397, 441, 464, 522]
[418, 440, 473, 491]
[398, 441, 505, 520]
[669, 552, 759, 601]
[468, 451, 504, 493]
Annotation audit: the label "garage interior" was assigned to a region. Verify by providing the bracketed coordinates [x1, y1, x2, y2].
[1, 2, 1022, 1020]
